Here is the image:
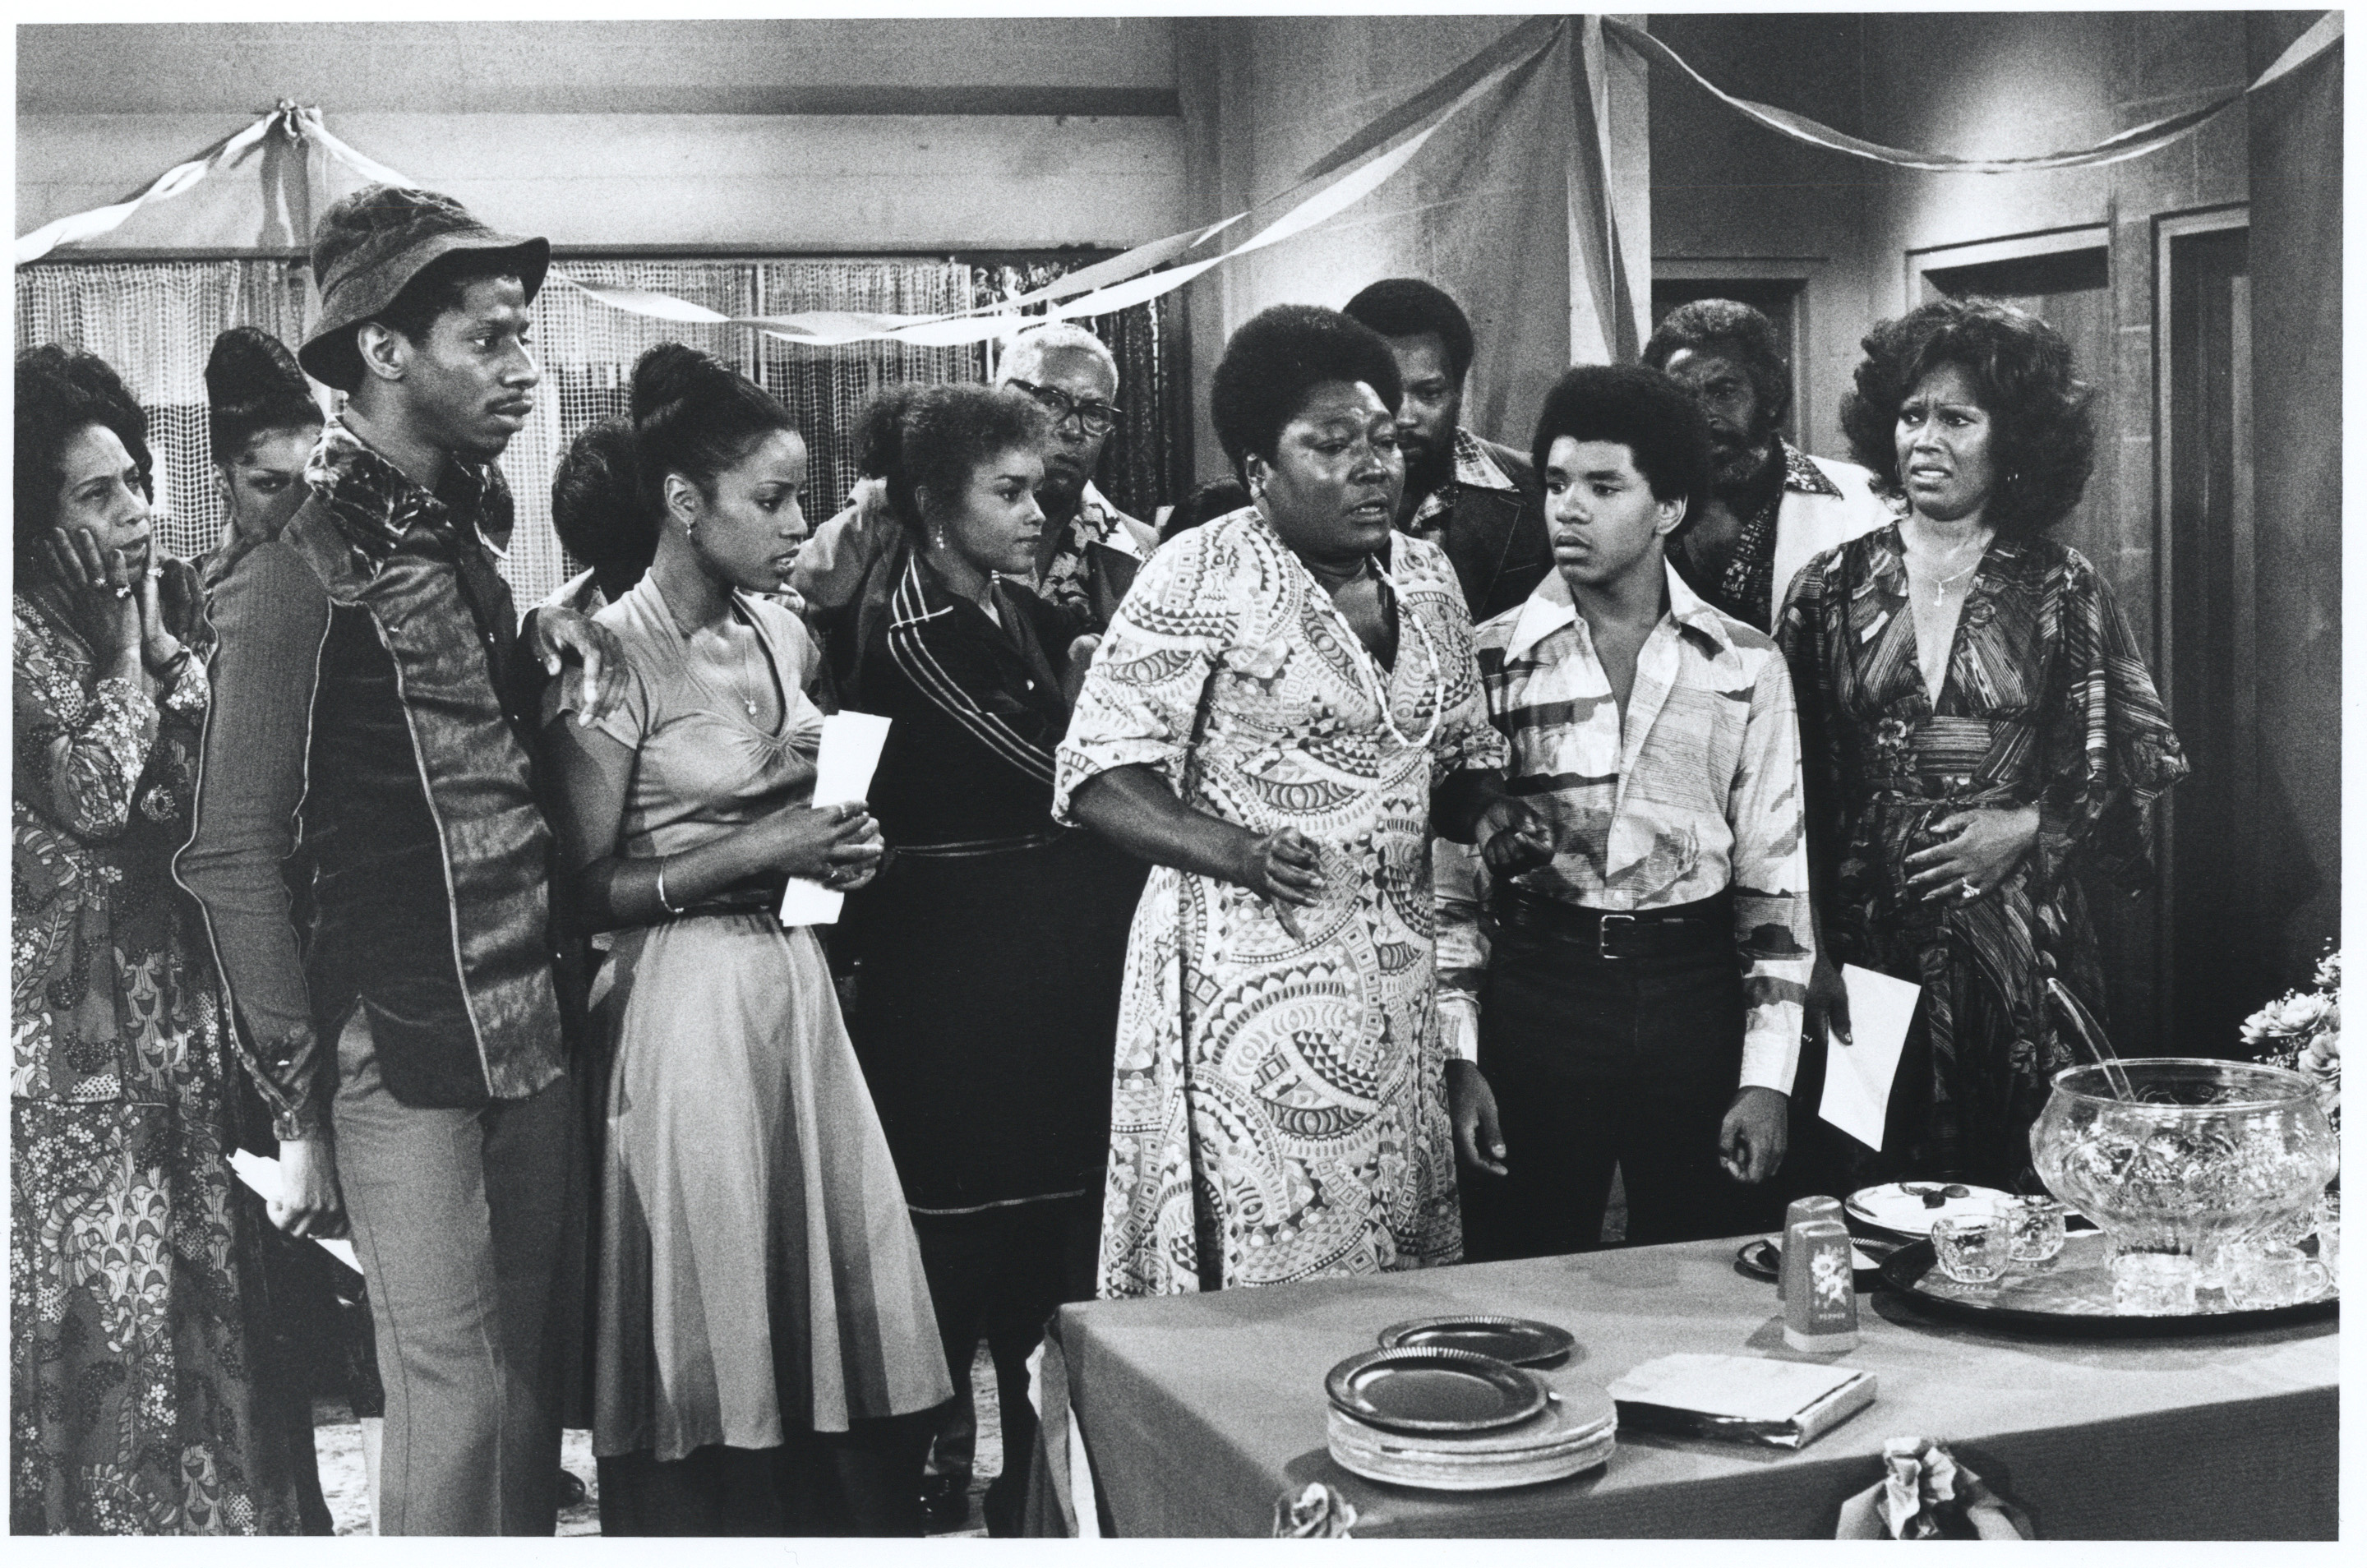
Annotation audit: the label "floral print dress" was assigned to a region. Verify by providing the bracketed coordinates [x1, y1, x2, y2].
[1054, 509, 1506, 1297]
[1778, 527, 2188, 1188]
[11, 574, 304, 1534]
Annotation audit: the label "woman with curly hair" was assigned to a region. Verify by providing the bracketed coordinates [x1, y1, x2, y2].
[1778, 297, 2189, 1191]
[12, 345, 310, 1533]
[1056, 305, 1540, 1298]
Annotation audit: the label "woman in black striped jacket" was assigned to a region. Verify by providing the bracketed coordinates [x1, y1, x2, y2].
[838, 383, 1146, 1535]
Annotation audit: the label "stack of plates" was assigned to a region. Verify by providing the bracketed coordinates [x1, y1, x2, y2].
[1323, 1317, 1613, 1491]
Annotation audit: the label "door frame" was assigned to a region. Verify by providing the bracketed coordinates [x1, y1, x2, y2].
[1905, 224, 2112, 308]
[2151, 202, 2253, 1019]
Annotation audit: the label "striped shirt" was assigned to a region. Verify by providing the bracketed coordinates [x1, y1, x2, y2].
[1436, 561, 1813, 1092]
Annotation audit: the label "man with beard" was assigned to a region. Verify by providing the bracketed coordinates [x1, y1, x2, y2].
[1643, 299, 1893, 631]
[178, 184, 618, 1534]
[1342, 278, 1552, 623]
[792, 321, 1156, 689]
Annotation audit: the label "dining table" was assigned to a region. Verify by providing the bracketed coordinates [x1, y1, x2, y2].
[1022, 1234, 2338, 1538]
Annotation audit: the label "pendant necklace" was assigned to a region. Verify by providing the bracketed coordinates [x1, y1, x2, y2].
[1908, 525, 1991, 606]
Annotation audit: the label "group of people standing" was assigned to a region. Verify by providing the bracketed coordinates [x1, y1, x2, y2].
[12, 178, 2187, 1538]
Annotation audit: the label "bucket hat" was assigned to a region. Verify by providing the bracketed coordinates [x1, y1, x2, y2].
[298, 184, 549, 391]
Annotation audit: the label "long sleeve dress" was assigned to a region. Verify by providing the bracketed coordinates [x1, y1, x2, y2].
[1054, 509, 1507, 1298]
[11, 570, 307, 1534]
[1778, 525, 2189, 1189]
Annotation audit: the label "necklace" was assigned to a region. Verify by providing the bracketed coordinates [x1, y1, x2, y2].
[1903, 523, 1992, 606]
[1296, 552, 1443, 752]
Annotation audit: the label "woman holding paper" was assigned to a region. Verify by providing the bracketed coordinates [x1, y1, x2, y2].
[1779, 298, 2186, 1192]
[839, 383, 1146, 1533]
[540, 344, 948, 1535]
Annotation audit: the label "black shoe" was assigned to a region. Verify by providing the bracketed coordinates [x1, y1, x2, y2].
[982, 1470, 1026, 1538]
[556, 1469, 588, 1507]
[920, 1473, 969, 1533]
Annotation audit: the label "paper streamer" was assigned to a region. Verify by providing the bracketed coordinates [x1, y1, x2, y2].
[15, 104, 295, 264]
[1603, 12, 2343, 175]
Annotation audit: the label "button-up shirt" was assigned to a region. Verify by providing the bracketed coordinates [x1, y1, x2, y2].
[1436, 561, 1813, 1092]
[1405, 427, 1524, 543]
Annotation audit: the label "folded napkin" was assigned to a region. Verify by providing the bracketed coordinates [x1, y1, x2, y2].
[1834, 1438, 2030, 1539]
[1273, 1482, 1358, 1538]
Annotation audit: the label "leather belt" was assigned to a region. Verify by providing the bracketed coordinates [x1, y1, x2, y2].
[1490, 888, 1732, 961]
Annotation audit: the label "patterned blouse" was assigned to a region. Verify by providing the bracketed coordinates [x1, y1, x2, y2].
[1434, 563, 1814, 1092]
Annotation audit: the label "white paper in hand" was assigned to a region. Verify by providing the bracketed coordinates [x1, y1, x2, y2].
[780, 711, 893, 928]
[227, 1149, 362, 1273]
[1818, 964, 1919, 1151]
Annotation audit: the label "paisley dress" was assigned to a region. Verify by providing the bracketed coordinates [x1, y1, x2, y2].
[1054, 509, 1506, 1297]
[1778, 526, 2189, 1188]
[11, 574, 305, 1534]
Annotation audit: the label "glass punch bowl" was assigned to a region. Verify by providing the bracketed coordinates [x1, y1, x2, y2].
[2029, 1058, 2338, 1262]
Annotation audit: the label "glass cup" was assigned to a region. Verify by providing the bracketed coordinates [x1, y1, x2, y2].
[2002, 1197, 2068, 1267]
[1931, 1215, 2004, 1284]
[2111, 1250, 2199, 1315]
[2223, 1243, 2330, 1309]
[2314, 1190, 2340, 1274]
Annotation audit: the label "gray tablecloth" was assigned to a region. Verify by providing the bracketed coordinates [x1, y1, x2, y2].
[1037, 1238, 2337, 1538]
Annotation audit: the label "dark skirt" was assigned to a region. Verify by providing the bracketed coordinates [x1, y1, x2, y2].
[847, 829, 1145, 1215]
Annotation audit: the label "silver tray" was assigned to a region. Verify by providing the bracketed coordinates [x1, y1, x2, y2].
[1375, 1313, 1577, 1368]
[1877, 1229, 2340, 1336]
[1325, 1345, 1548, 1434]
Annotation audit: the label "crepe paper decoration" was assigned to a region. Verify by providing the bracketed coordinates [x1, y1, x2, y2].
[1271, 1481, 1358, 1538]
[1603, 11, 2342, 175]
[14, 102, 301, 264]
[1834, 1437, 2032, 1539]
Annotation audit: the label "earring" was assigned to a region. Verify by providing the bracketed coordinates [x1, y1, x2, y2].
[930, 528, 948, 551]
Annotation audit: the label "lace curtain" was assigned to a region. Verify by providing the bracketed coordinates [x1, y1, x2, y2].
[19, 256, 1183, 602]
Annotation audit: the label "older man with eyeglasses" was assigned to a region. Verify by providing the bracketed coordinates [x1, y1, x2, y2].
[793, 322, 1156, 693]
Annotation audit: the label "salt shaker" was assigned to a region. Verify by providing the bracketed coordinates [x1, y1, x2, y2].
[1779, 1195, 1845, 1299]
[1783, 1216, 1861, 1353]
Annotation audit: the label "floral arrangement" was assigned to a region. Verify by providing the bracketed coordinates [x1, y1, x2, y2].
[2242, 948, 2341, 1131]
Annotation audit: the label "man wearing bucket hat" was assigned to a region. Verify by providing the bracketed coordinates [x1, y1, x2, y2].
[179, 183, 617, 1535]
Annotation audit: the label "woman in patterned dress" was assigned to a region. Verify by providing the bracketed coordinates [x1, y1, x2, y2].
[12, 345, 308, 1533]
[1779, 298, 2189, 1192]
[1055, 307, 1543, 1298]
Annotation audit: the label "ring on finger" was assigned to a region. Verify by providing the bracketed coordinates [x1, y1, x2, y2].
[1959, 879, 1981, 902]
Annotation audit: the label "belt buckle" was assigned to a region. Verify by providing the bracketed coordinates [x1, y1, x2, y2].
[1598, 911, 1636, 960]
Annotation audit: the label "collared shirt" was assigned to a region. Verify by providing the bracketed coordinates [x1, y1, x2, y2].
[1679, 440, 1838, 629]
[1435, 561, 1813, 1092]
[1405, 426, 1524, 546]
[1034, 482, 1155, 620]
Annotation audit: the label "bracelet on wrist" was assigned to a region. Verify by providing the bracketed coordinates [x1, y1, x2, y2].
[655, 860, 685, 916]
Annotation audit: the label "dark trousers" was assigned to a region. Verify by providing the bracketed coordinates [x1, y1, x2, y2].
[1461, 925, 1774, 1261]
[909, 1196, 1098, 1535]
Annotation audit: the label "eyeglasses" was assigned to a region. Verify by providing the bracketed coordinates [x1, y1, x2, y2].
[1008, 378, 1124, 436]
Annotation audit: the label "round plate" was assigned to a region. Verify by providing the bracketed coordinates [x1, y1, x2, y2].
[1376, 1314, 1578, 1368]
[1735, 1235, 1900, 1282]
[1325, 1346, 1548, 1434]
[1845, 1181, 2014, 1238]
[1876, 1234, 2341, 1336]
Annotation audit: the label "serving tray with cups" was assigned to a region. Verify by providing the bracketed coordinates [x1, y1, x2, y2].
[1324, 1317, 1612, 1491]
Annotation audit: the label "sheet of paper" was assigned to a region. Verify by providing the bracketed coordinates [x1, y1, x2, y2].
[1607, 1353, 1862, 1423]
[228, 1150, 362, 1273]
[780, 711, 893, 928]
[1818, 963, 1919, 1151]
